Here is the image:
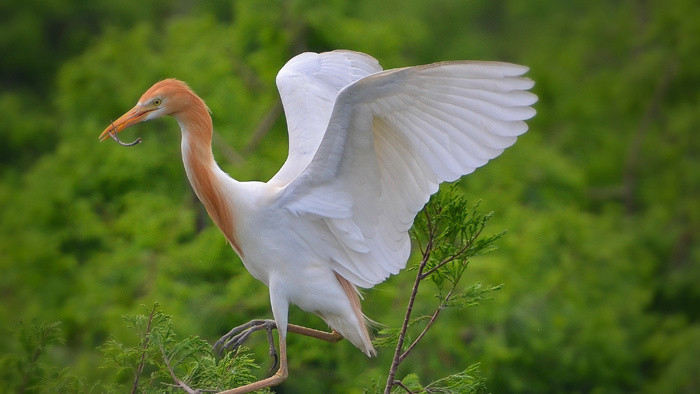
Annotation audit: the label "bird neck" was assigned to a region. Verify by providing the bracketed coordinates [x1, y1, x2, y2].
[176, 101, 243, 256]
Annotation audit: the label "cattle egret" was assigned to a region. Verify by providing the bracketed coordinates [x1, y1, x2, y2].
[100, 50, 537, 392]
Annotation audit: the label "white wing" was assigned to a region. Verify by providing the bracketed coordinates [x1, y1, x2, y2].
[269, 50, 382, 185]
[277, 60, 537, 288]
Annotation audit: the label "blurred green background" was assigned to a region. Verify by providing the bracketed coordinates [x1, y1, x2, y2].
[1, 0, 699, 392]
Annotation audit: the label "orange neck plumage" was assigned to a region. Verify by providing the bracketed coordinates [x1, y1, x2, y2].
[175, 90, 243, 256]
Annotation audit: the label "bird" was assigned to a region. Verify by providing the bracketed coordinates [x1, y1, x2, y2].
[100, 50, 537, 393]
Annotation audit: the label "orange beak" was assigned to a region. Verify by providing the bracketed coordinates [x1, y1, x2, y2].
[99, 105, 154, 141]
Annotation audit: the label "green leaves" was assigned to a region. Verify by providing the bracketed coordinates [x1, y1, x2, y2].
[16, 319, 65, 358]
[0, 319, 85, 393]
[1, 307, 266, 393]
[443, 282, 503, 310]
[412, 185, 504, 293]
[382, 186, 501, 393]
[387, 364, 486, 394]
[424, 363, 487, 394]
[100, 303, 263, 393]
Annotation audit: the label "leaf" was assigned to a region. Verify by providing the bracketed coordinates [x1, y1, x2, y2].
[99, 303, 265, 393]
[16, 319, 65, 357]
[443, 283, 504, 309]
[185, 349, 265, 392]
[399, 372, 425, 392]
[424, 363, 487, 393]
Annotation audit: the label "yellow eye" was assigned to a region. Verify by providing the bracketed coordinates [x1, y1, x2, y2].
[152, 98, 162, 106]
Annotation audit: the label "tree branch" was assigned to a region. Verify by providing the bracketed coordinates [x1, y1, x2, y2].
[400, 287, 455, 363]
[384, 211, 436, 393]
[394, 379, 416, 393]
[160, 343, 200, 394]
[419, 225, 484, 281]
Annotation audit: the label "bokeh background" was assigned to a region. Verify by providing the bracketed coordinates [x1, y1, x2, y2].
[1, 0, 699, 392]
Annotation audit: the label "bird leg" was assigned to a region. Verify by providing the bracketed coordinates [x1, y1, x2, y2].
[214, 319, 344, 372]
[215, 320, 343, 354]
[216, 325, 343, 394]
[287, 323, 344, 343]
[107, 121, 142, 146]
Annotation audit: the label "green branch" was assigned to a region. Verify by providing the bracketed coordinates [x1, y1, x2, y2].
[381, 185, 502, 393]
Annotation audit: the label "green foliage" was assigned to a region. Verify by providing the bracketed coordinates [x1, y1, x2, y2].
[374, 193, 503, 355]
[0, 308, 264, 393]
[444, 282, 503, 311]
[100, 303, 264, 393]
[411, 188, 504, 293]
[0, 319, 91, 393]
[380, 190, 501, 393]
[16, 319, 65, 362]
[1, 0, 699, 392]
[424, 364, 487, 394]
[371, 365, 486, 394]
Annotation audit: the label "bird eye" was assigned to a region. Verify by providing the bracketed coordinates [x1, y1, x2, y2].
[152, 98, 162, 106]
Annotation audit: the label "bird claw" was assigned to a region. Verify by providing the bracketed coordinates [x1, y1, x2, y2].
[264, 324, 279, 372]
[214, 319, 279, 372]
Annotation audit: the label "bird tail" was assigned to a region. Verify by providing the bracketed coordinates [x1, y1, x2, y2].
[334, 272, 376, 356]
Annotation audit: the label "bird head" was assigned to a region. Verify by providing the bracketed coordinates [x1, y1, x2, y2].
[99, 79, 197, 142]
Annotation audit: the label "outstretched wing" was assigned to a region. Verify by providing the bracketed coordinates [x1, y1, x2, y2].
[278, 60, 537, 288]
[269, 50, 383, 185]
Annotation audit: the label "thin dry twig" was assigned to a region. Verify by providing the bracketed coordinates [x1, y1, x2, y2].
[399, 287, 456, 363]
[394, 379, 416, 394]
[384, 210, 436, 393]
[384, 201, 481, 392]
[159, 343, 201, 394]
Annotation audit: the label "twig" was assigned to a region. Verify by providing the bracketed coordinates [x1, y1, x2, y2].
[160, 343, 200, 394]
[384, 201, 480, 392]
[394, 379, 416, 393]
[282, 0, 309, 55]
[384, 211, 436, 393]
[419, 225, 484, 280]
[131, 305, 157, 394]
[399, 287, 455, 363]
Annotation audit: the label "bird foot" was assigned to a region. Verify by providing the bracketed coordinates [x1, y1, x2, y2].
[214, 319, 279, 371]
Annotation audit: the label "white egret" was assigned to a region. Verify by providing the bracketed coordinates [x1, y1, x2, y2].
[100, 50, 537, 392]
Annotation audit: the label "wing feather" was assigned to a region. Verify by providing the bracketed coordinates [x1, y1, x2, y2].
[269, 51, 382, 185]
[278, 59, 537, 287]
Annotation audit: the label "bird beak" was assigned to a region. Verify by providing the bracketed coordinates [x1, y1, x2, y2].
[99, 105, 153, 141]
